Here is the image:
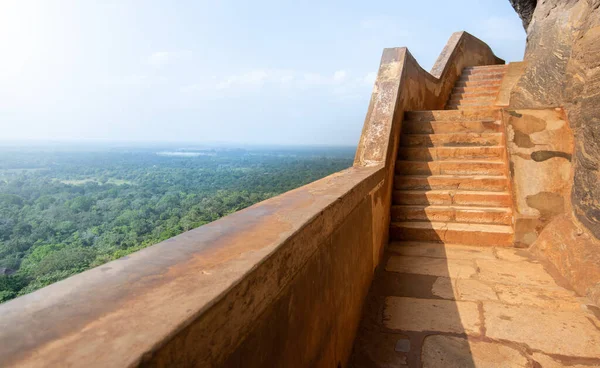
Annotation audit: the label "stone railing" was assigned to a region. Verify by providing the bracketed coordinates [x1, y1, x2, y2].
[0, 31, 502, 367]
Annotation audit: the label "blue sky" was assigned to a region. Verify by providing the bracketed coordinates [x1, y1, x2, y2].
[0, 0, 525, 146]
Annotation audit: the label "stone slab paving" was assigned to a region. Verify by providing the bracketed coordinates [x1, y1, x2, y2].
[384, 297, 481, 335]
[349, 242, 600, 367]
[422, 335, 529, 368]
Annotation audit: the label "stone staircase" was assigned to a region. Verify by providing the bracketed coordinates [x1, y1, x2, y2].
[447, 65, 507, 109]
[390, 65, 514, 246]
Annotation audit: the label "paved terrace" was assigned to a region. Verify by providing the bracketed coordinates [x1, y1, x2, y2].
[349, 242, 600, 367]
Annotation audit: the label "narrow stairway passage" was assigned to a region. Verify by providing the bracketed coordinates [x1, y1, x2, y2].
[348, 66, 600, 367]
[390, 65, 514, 247]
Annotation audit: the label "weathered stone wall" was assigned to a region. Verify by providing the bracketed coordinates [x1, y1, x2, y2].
[503, 108, 574, 247]
[530, 214, 600, 305]
[0, 166, 386, 368]
[508, 0, 600, 305]
[510, 0, 600, 239]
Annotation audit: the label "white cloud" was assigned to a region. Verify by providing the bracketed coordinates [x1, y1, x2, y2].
[279, 74, 294, 84]
[101, 74, 169, 87]
[363, 71, 377, 86]
[333, 70, 347, 82]
[301, 72, 329, 86]
[183, 68, 374, 99]
[148, 51, 170, 67]
[147, 50, 192, 67]
[216, 70, 270, 90]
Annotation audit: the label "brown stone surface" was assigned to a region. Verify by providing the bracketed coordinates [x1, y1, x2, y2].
[421, 335, 528, 368]
[395, 160, 505, 176]
[405, 109, 501, 122]
[495, 62, 526, 107]
[391, 205, 512, 225]
[350, 330, 410, 368]
[390, 221, 513, 246]
[383, 297, 481, 335]
[388, 241, 496, 260]
[400, 132, 503, 147]
[530, 214, 600, 306]
[505, 0, 600, 314]
[401, 121, 502, 135]
[432, 278, 498, 301]
[494, 247, 529, 262]
[349, 243, 600, 368]
[509, 0, 600, 240]
[503, 108, 574, 248]
[446, 66, 506, 110]
[484, 303, 600, 358]
[393, 190, 510, 207]
[386, 255, 477, 278]
[476, 258, 559, 288]
[493, 283, 584, 311]
[531, 352, 593, 368]
[505, 110, 573, 204]
[394, 175, 508, 192]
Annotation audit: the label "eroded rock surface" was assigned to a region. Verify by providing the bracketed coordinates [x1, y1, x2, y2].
[504, 108, 574, 247]
[508, 0, 537, 29]
[506, 0, 600, 306]
[509, 0, 600, 239]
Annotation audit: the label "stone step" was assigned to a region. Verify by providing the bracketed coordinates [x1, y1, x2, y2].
[392, 190, 512, 207]
[449, 105, 500, 111]
[446, 103, 496, 110]
[400, 133, 503, 147]
[452, 86, 502, 95]
[395, 160, 505, 176]
[446, 105, 496, 111]
[391, 205, 513, 225]
[447, 96, 497, 105]
[402, 120, 502, 134]
[464, 65, 507, 72]
[462, 69, 506, 77]
[446, 100, 497, 109]
[389, 221, 514, 246]
[398, 146, 505, 161]
[405, 109, 500, 122]
[450, 91, 499, 100]
[456, 79, 503, 88]
[394, 175, 508, 192]
[459, 72, 505, 81]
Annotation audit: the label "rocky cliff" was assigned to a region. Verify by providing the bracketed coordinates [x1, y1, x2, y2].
[510, 0, 600, 240]
[508, 0, 600, 304]
[508, 0, 537, 29]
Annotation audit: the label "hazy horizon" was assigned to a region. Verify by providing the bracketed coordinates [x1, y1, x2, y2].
[0, 0, 526, 145]
[0, 138, 357, 149]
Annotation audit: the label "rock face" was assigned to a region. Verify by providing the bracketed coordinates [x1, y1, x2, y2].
[510, 0, 600, 240]
[508, 0, 600, 304]
[504, 109, 574, 247]
[508, 0, 537, 29]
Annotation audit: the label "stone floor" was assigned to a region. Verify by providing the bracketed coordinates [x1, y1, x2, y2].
[349, 242, 600, 367]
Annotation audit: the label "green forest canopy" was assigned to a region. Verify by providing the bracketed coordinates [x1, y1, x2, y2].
[0, 144, 354, 302]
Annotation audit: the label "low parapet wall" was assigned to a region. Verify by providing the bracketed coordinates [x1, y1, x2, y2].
[0, 32, 503, 367]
